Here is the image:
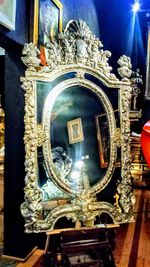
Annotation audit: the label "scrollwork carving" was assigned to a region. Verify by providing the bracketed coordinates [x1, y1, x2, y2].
[114, 128, 121, 147]
[21, 20, 118, 81]
[21, 79, 43, 232]
[37, 124, 46, 147]
[117, 85, 135, 216]
[33, 193, 134, 232]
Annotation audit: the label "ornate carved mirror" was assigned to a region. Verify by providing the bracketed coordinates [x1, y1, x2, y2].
[21, 20, 135, 232]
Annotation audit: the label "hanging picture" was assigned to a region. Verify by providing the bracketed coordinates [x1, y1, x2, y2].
[0, 0, 16, 30]
[33, 0, 63, 65]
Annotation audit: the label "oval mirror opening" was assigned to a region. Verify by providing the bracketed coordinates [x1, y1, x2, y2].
[49, 85, 110, 191]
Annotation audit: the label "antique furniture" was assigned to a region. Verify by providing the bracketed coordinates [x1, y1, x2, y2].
[60, 227, 115, 266]
[21, 20, 135, 233]
[131, 133, 150, 186]
[44, 224, 118, 266]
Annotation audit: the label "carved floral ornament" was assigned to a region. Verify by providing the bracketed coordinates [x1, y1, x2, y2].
[21, 20, 136, 233]
[21, 19, 133, 82]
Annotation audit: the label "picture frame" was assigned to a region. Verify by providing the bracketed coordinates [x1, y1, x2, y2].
[67, 118, 84, 144]
[0, 0, 16, 30]
[96, 110, 120, 168]
[33, 0, 63, 45]
[95, 113, 109, 168]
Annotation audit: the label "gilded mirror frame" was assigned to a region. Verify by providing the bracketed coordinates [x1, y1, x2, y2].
[21, 20, 135, 232]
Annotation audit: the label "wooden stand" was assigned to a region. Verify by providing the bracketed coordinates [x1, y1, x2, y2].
[2, 224, 118, 267]
[44, 223, 119, 266]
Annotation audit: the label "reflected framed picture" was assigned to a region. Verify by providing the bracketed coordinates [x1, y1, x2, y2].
[96, 110, 120, 168]
[95, 113, 110, 168]
[67, 118, 84, 144]
[33, 0, 63, 64]
[0, 0, 16, 30]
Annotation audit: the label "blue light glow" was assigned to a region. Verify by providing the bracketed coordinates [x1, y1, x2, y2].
[132, 1, 140, 13]
[127, 10, 144, 65]
[127, 12, 136, 55]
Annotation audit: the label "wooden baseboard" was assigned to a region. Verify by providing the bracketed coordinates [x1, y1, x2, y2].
[16, 249, 44, 267]
[2, 246, 38, 262]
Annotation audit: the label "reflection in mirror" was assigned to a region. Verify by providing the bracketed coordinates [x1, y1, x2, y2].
[96, 110, 120, 168]
[51, 86, 108, 187]
[40, 85, 111, 202]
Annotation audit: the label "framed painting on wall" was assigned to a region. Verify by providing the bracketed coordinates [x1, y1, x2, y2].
[67, 118, 84, 144]
[0, 0, 16, 30]
[33, 0, 63, 65]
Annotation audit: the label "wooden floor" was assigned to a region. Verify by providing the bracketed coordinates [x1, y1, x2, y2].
[114, 188, 150, 267]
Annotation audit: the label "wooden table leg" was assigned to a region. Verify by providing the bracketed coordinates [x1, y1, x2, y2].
[44, 235, 50, 254]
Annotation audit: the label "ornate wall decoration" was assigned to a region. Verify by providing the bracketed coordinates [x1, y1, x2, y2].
[21, 20, 135, 232]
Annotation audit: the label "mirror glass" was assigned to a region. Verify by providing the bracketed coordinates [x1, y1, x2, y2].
[38, 80, 117, 202]
[50, 85, 108, 188]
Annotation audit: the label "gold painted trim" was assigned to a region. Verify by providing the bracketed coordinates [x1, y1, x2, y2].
[52, 0, 63, 32]
[33, 0, 63, 44]
[33, 0, 39, 44]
